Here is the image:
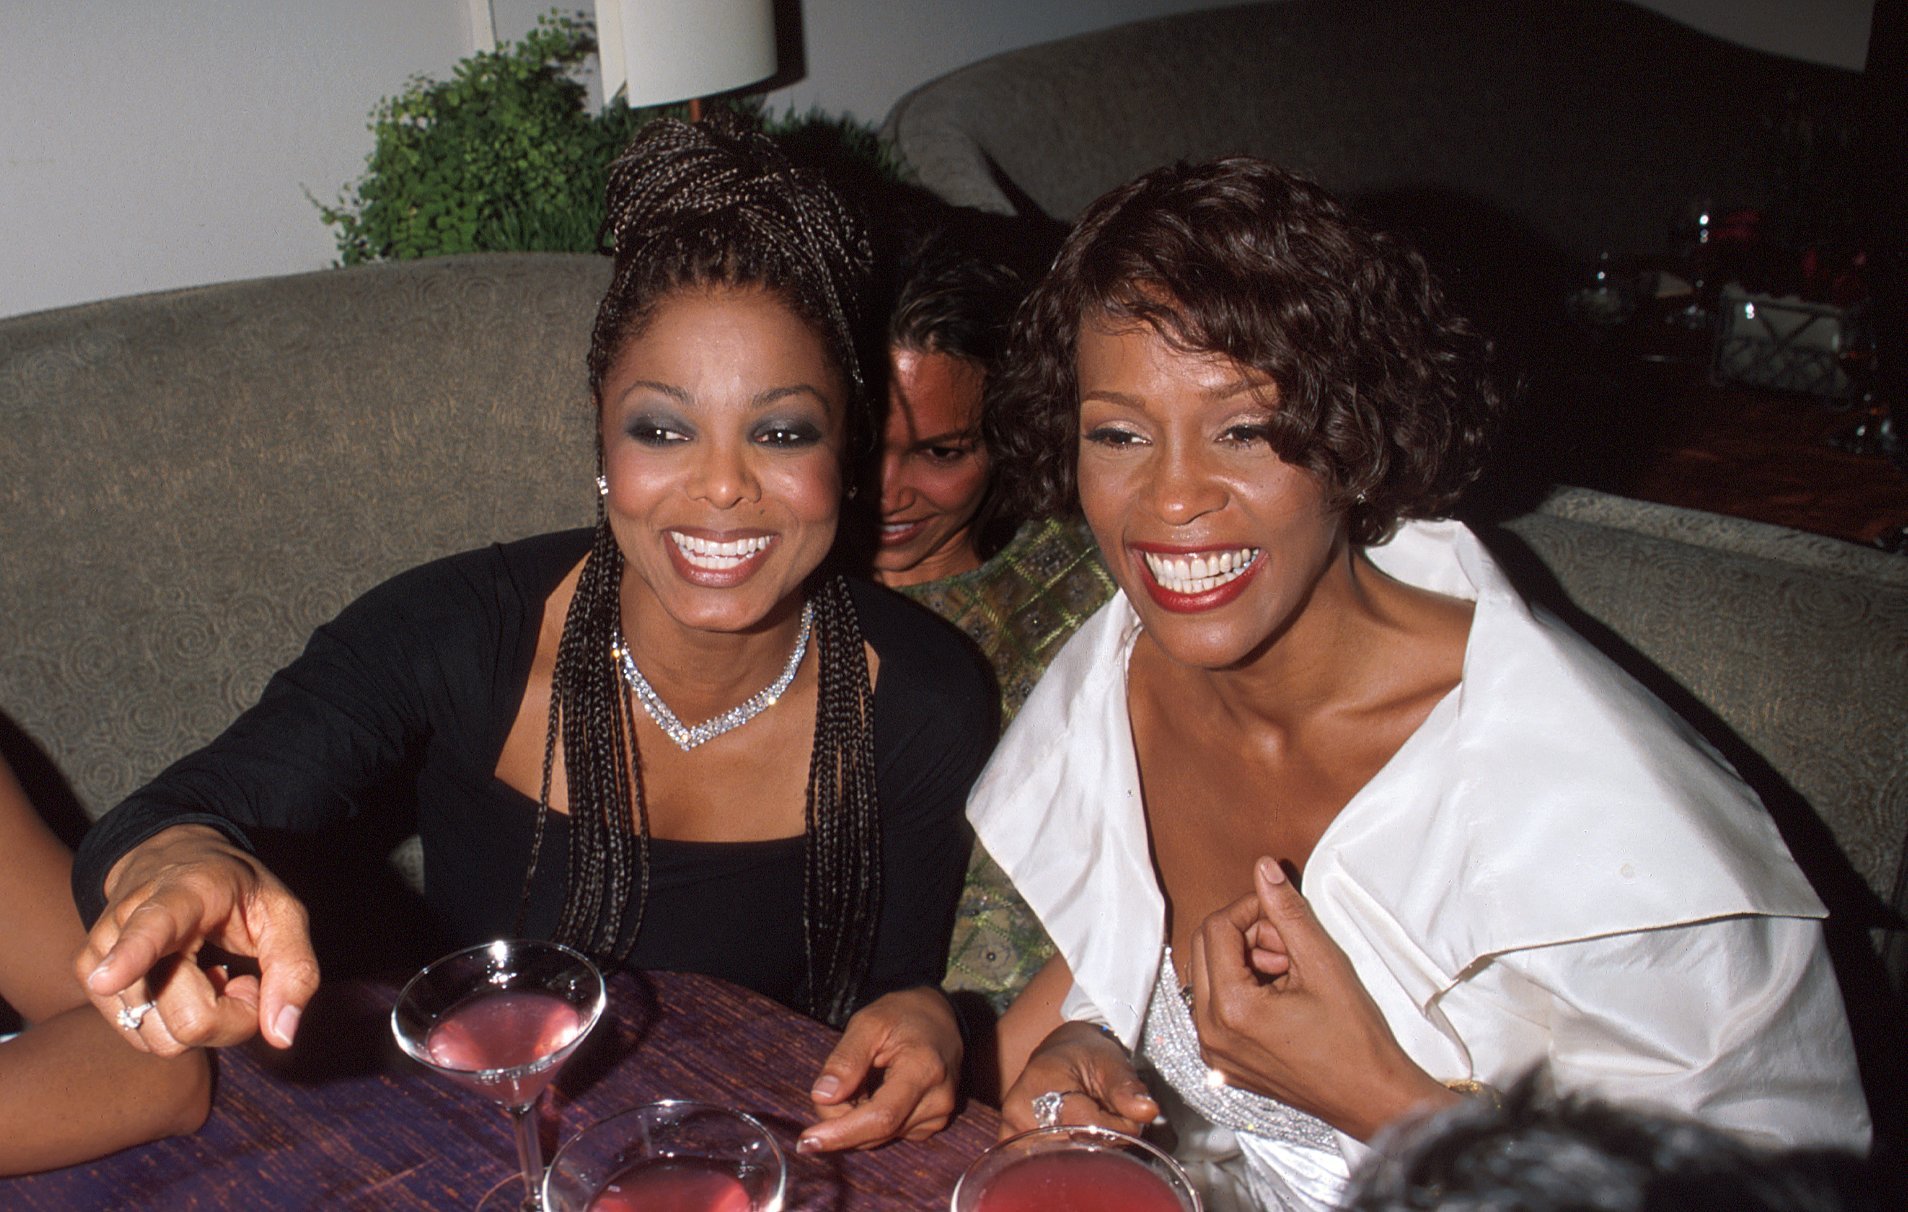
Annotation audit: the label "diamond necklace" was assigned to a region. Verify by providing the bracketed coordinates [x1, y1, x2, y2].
[613, 600, 814, 751]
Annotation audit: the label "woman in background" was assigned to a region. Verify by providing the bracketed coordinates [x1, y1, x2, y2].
[973, 157, 1868, 1209]
[0, 754, 208, 1174]
[867, 211, 1115, 1032]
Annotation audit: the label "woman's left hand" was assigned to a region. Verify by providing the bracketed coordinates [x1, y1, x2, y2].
[797, 985, 963, 1153]
[1187, 857, 1457, 1141]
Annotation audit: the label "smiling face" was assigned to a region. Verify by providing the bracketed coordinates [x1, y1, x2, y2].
[1075, 315, 1350, 670]
[598, 286, 847, 636]
[871, 346, 991, 587]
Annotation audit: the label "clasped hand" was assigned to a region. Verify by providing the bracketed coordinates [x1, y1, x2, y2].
[1006, 858, 1450, 1142]
[75, 825, 321, 1056]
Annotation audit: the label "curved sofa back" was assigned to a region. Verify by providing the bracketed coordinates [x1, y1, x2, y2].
[0, 253, 610, 820]
[881, 0, 1859, 265]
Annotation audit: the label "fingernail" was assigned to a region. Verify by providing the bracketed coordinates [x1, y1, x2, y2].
[88, 963, 112, 988]
[1258, 858, 1286, 885]
[810, 1075, 840, 1100]
[273, 1004, 302, 1046]
[795, 1135, 822, 1154]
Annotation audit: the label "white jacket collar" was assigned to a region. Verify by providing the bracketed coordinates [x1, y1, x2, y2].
[967, 519, 1823, 1043]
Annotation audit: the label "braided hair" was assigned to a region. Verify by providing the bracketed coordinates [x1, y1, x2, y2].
[523, 113, 882, 1025]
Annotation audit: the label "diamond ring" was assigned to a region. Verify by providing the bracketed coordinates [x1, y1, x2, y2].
[116, 1000, 158, 1032]
[1031, 1089, 1070, 1128]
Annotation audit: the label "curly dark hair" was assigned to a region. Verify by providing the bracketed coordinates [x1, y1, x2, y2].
[522, 113, 883, 1025]
[989, 157, 1503, 546]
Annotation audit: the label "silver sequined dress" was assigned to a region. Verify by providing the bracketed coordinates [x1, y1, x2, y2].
[1137, 948, 1347, 1210]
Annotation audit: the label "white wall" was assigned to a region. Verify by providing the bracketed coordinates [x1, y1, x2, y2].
[0, 0, 1874, 320]
[0, 1, 476, 319]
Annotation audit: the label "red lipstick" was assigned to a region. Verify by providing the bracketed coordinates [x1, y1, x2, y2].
[1130, 544, 1264, 614]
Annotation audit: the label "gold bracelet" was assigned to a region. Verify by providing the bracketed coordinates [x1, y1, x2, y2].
[1441, 1078, 1504, 1109]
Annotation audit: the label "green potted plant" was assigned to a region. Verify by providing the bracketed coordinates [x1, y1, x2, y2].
[317, 12, 664, 263]
[318, 11, 901, 265]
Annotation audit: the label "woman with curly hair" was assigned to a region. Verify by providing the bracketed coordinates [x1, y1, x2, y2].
[69, 114, 992, 1153]
[970, 158, 1867, 1209]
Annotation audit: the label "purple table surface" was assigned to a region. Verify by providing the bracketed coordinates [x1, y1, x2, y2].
[1, 969, 1000, 1210]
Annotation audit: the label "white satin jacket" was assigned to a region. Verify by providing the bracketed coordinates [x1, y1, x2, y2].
[968, 519, 1870, 1209]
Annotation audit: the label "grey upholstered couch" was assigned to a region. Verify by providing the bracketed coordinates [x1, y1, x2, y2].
[881, 0, 1867, 489]
[0, 254, 607, 898]
[3, 255, 1904, 1078]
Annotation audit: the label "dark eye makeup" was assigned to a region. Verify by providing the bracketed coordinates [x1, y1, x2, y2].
[754, 418, 825, 448]
[625, 413, 691, 445]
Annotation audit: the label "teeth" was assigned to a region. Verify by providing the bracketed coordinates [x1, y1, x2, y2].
[1142, 547, 1259, 595]
[671, 532, 772, 570]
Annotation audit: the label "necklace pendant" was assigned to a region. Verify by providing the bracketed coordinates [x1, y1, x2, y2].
[614, 601, 814, 752]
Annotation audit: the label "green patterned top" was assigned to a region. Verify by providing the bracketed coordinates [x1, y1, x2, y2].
[900, 516, 1117, 1011]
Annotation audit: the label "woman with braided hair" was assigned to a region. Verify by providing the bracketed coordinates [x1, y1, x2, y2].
[68, 114, 993, 1153]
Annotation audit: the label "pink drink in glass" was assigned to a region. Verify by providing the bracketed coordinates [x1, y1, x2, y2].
[586, 1157, 754, 1212]
[974, 1148, 1186, 1212]
[425, 988, 588, 1106]
[543, 1102, 786, 1212]
[393, 940, 606, 1210]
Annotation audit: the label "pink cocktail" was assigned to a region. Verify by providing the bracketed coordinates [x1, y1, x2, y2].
[973, 1148, 1187, 1212]
[952, 1126, 1200, 1212]
[425, 988, 590, 1107]
[542, 1102, 786, 1212]
[586, 1157, 754, 1212]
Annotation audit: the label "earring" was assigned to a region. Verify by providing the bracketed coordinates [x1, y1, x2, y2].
[596, 474, 609, 497]
[1354, 491, 1368, 506]
[846, 483, 859, 501]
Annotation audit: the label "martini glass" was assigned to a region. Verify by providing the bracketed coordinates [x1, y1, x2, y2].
[952, 1125, 1201, 1212]
[542, 1101, 787, 1212]
[393, 939, 608, 1211]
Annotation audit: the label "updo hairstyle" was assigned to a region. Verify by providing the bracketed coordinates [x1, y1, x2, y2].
[588, 111, 877, 449]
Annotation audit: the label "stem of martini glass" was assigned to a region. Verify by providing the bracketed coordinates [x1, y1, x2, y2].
[507, 1095, 546, 1210]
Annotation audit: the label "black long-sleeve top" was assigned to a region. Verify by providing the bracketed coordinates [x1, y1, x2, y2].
[74, 530, 996, 1014]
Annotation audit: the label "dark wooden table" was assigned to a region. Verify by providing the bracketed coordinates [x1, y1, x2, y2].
[1626, 384, 1908, 546]
[0, 969, 999, 1209]
[1554, 315, 1908, 548]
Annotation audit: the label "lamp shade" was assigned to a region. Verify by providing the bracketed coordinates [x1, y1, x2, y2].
[596, 0, 777, 108]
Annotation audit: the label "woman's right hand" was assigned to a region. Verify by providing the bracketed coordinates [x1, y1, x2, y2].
[75, 825, 319, 1056]
[998, 1020, 1160, 1138]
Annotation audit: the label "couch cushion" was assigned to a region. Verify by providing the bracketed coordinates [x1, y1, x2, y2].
[0, 253, 611, 818]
